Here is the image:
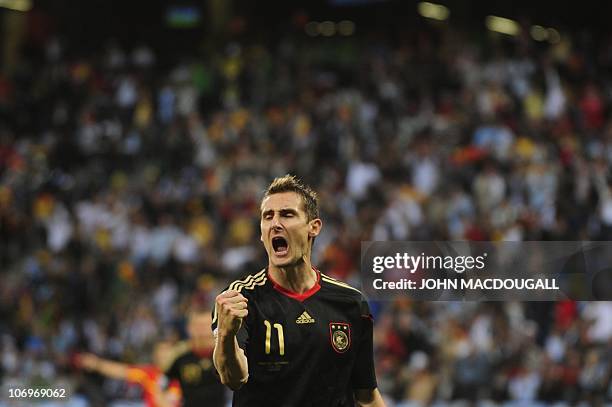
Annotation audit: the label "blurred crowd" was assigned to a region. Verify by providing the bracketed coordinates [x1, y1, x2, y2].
[1, 14, 611, 406]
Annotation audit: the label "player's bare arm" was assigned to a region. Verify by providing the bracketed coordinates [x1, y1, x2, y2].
[213, 290, 249, 390]
[354, 388, 386, 407]
[78, 353, 129, 380]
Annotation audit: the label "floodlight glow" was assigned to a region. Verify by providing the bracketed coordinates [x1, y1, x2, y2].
[418, 2, 450, 21]
[486, 15, 521, 36]
[319, 21, 336, 37]
[530, 25, 548, 41]
[305, 21, 319, 37]
[547, 28, 561, 44]
[0, 0, 32, 11]
[337, 20, 355, 36]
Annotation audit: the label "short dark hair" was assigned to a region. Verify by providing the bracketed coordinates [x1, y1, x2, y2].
[187, 305, 211, 322]
[263, 175, 319, 221]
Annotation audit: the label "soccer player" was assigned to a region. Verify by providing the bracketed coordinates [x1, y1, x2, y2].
[212, 175, 386, 406]
[77, 341, 181, 407]
[165, 307, 226, 407]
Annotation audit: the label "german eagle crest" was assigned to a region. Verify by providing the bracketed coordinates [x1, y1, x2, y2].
[329, 322, 351, 353]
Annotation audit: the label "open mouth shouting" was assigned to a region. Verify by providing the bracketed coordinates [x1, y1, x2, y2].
[272, 236, 289, 257]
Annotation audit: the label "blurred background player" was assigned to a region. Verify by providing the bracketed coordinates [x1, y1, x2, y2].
[77, 340, 181, 407]
[166, 307, 226, 407]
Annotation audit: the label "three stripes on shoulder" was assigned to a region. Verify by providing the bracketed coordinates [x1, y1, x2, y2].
[320, 273, 362, 294]
[229, 269, 267, 292]
[213, 270, 267, 324]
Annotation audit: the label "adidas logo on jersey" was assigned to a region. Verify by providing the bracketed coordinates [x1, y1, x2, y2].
[296, 311, 315, 324]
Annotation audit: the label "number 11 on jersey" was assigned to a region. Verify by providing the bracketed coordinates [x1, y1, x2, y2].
[263, 320, 285, 355]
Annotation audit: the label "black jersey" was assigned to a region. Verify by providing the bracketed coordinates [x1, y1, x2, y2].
[165, 346, 226, 407]
[212, 268, 377, 407]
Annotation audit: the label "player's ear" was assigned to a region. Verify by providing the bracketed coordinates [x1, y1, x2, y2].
[259, 218, 264, 243]
[308, 218, 322, 238]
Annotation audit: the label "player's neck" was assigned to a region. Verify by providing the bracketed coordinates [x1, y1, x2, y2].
[191, 339, 214, 356]
[269, 261, 317, 294]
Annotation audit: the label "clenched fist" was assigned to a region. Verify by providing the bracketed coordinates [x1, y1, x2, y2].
[216, 290, 249, 337]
